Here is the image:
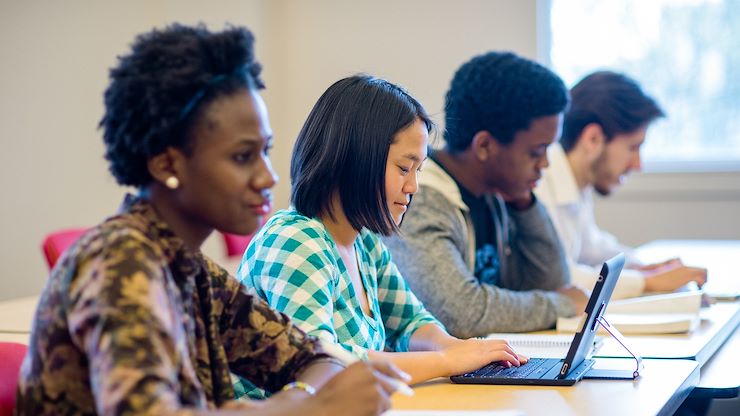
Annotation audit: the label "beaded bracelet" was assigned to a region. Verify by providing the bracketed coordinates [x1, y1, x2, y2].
[281, 381, 317, 396]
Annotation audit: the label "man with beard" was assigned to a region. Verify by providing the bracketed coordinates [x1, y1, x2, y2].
[536, 71, 707, 299]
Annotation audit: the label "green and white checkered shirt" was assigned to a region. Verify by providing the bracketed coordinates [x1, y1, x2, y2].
[238, 209, 442, 360]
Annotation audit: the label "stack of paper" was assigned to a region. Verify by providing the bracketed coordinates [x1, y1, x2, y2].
[556, 291, 702, 335]
[605, 290, 702, 314]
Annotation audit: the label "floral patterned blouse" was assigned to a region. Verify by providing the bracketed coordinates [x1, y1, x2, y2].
[16, 195, 328, 415]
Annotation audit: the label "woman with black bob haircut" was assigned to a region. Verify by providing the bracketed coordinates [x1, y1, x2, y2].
[16, 25, 407, 416]
[291, 76, 430, 236]
[240, 75, 527, 386]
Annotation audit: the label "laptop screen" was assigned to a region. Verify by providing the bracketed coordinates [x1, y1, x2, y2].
[558, 253, 625, 378]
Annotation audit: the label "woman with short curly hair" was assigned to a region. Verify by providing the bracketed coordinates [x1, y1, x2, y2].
[16, 24, 406, 416]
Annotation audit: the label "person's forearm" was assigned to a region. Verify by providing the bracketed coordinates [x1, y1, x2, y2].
[139, 399, 264, 416]
[388, 216, 567, 335]
[407, 323, 462, 351]
[131, 392, 322, 416]
[203, 391, 321, 416]
[386, 189, 565, 336]
[366, 349, 450, 384]
[296, 359, 346, 389]
[187, 402, 265, 415]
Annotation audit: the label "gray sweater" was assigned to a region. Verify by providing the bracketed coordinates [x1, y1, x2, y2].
[383, 159, 576, 338]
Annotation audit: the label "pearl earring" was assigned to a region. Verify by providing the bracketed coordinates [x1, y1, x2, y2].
[165, 176, 180, 189]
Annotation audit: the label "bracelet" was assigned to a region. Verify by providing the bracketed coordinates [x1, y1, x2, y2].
[281, 381, 317, 396]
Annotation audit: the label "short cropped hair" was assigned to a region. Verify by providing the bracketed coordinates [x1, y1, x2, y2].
[291, 75, 433, 236]
[100, 24, 264, 187]
[444, 51, 569, 151]
[561, 71, 665, 152]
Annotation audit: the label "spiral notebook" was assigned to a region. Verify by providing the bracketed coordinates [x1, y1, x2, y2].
[485, 333, 604, 358]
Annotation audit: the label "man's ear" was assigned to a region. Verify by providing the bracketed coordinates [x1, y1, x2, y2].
[579, 123, 606, 160]
[147, 147, 188, 188]
[471, 130, 498, 161]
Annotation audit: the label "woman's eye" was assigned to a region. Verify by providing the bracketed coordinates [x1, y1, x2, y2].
[398, 166, 410, 175]
[234, 152, 253, 164]
[531, 151, 545, 159]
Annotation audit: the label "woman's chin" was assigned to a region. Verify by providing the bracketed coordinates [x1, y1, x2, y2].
[224, 217, 261, 236]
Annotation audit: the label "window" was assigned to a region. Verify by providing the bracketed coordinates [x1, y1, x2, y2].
[544, 0, 740, 172]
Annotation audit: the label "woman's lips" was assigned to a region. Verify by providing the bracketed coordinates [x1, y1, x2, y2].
[250, 202, 272, 215]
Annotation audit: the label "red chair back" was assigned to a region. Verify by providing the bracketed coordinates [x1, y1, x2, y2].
[221, 232, 255, 258]
[41, 228, 88, 270]
[0, 342, 28, 416]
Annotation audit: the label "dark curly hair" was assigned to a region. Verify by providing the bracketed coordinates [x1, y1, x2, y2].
[291, 75, 433, 236]
[444, 51, 569, 151]
[560, 71, 665, 152]
[100, 24, 264, 187]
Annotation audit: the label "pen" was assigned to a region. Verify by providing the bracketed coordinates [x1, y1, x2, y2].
[388, 378, 415, 396]
[319, 340, 414, 396]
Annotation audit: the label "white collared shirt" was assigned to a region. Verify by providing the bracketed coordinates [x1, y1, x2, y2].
[535, 144, 645, 299]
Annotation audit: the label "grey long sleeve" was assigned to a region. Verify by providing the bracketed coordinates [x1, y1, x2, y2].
[499, 196, 571, 292]
[383, 186, 575, 338]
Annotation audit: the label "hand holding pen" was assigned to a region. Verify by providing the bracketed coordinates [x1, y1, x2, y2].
[304, 360, 412, 415]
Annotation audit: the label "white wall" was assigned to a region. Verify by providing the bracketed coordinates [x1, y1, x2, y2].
[2, 0, 736, 301]
[594, 171, 740, 246]
[0, 0, 269, 300]
[0, 0, 537, 300]
[261, 0, 538, 213]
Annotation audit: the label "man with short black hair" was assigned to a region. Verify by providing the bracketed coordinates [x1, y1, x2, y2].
[536, 71, 707, 299]
[384, 51, 588, 337]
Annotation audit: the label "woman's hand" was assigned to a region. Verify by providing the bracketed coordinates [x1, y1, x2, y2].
[307, 360, 410, 415]
[439, 337, 528, 377]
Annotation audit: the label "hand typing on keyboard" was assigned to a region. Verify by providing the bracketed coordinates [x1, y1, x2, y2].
[438, 337, 529, 377]
[461, 358, 557, 379]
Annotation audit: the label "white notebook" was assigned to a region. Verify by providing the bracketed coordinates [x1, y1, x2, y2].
[606, 291, 702, 314]
[556, 313, 700, 334]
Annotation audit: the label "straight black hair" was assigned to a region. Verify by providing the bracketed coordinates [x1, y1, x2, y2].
[561, 71, 665, 152]
[291, 75, 433, 235]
